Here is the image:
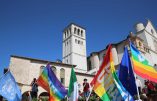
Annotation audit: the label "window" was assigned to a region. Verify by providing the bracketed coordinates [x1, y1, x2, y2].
[51, 66, 56, 74]
[78, 40, 80, 44]
[74, 27, 77, 34]
[40, 66, 45, 74]
[81, 30, 83, 37]
[67, 59, 68, 63]
[75, 39, 77, 43]
[151, 29, 154, 34]
[61, 78, 65, 85]
[65, 32, 66, 38]
[78, 29, 80, 36]
[67, 30, 69, 37]
[60, 68, 65, 85]
[69, 28, 71, 35]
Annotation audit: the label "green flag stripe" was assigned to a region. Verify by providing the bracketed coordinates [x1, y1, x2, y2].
[68, 67, 77, 96]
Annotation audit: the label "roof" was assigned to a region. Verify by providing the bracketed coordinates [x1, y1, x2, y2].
[11, 55, 96, 77]
[63, 23, 86, 32]
[11, 55, 76, 67]
[75, 72, 95, 77]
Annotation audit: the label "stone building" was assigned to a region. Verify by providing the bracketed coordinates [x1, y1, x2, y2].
[87, 20, 157, 83]
[9, 23, 93, 97]
[9, 55, 94, 96]
[8, 20, 157, 97]
[62, 23, 87, 72]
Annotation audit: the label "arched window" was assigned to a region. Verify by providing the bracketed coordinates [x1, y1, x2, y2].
[78, 29, 80, 36]
[60, 68, 65, 85]
[81, 30, 83, 37]
[64, 32, 66, 38]
[67, 30, 69, 37]
[75, 39, 77, 43]
[69, 28, 71, 35]
[40, 66, 45, 74]
[51, 66, 56, 74]
[74, 27, 77, 34]
[151, 29, 154, 34]
[78, 40, 80, 44]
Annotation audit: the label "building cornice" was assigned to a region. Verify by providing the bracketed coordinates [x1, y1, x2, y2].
[11, 55, 76, 68]
[62, 23, 86, 32]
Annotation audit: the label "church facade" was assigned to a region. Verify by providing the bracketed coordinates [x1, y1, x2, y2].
[9, 20, 157, 96]
[87, 20, 157, 75]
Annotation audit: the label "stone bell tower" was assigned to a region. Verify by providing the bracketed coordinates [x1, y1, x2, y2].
[62, 23, 87, 71]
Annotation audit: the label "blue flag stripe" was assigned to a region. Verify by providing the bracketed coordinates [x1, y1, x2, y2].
[118, 47, 137, 96]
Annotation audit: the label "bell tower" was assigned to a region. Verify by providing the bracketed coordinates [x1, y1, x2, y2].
[62, 23, 87, 71]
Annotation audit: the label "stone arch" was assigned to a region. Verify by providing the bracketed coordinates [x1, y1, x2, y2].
[22, 91, 31, 101]
[39, 92, 49, 100]
[39, 92, 49, 96]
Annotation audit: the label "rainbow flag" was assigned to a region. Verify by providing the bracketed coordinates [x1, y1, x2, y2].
[91, 45, 133, 101]
[37, 64, 67, 101]
[130, 42, 157, 83]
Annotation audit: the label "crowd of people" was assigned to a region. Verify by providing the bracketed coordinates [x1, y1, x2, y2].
[16, 77, 157, 101]
[141, 79, 157, 100]
[29, 78, 157, 101]
[135, 77, 157, 101]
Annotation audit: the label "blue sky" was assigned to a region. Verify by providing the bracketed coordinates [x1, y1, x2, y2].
[0, 0, 157, 76]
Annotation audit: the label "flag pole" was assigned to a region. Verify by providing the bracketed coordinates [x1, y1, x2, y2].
[128, 46, 140, 100]
[86, 67, 99, 101]
[134, 74, 141, 100]
[86, 86, 93, 101]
